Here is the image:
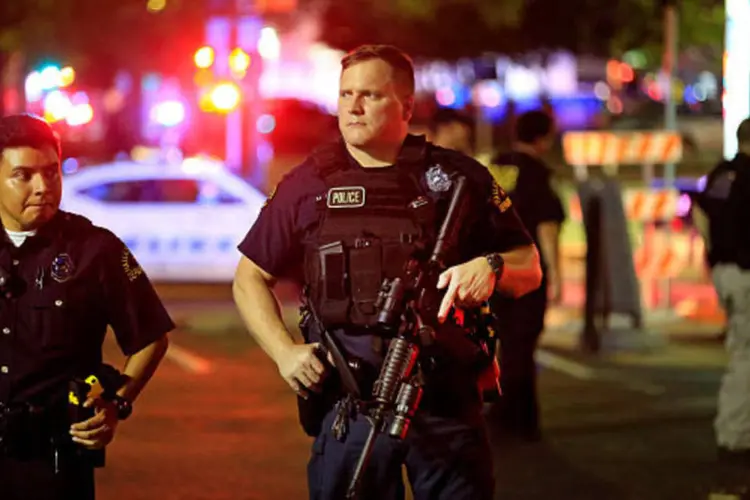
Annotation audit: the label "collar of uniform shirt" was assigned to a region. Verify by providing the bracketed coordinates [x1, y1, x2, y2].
[339, 134, 427, 170]
[0, 210, 66, 248]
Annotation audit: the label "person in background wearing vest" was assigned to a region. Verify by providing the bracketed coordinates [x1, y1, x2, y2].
[693, 117, 750, 467]
[486, 110, 565, 442]
[232, 44, 542, 499]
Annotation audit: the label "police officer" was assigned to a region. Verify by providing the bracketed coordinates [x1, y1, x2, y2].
[693, 117, 750, 466]
[487, 110, 565, 441]
[233, 44, 542, 499]
[0, 114, 174, 499]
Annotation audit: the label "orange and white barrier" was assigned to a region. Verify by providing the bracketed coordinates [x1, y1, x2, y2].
[633, 229, 704, 279]
[567, 188, 679, 223]
[634, 242, 690, 278]
[622, 189, 679, 222]
[563, 131, 683, 167]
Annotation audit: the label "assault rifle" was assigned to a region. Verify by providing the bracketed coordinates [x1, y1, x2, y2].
[345, 175, 470, 499]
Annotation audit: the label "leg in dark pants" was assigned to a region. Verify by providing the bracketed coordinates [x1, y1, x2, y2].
[307, 408, 494, 500]
[494, 285, 548, 439]
[0, 455, 95, 500]
[307, 408, 406, 500]
[405, 414, 494, 500]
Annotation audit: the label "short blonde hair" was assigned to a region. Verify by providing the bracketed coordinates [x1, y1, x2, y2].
[341, 44, 415, 97]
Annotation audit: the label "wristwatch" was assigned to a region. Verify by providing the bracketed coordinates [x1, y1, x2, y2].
[484, 253, 505, 282]
[110, 395, 133, 421]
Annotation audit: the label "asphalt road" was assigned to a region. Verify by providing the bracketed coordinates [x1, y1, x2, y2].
[91, 284, 747, 500]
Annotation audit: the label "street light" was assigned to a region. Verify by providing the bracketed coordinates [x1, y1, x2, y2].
[194, 46, 215, 69]
[229, 48, 251, 78]
[209, 82, 241, 113]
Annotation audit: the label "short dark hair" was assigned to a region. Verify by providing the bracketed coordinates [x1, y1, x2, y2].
[428, 108, 474, 134]
[341, 44, 415, 97]
[515, 110, 554, 144]
[737, 118, 750, 146]
[0, 114, 61, 160]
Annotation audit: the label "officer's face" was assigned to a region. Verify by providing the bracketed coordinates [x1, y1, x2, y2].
[338, 59, 411, 150]
[0, 146, 62, 231]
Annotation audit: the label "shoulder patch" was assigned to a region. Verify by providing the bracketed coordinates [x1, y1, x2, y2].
[121, 247, 144, 282]
[327, 186, 365, 208]
[491, 181, 512, 213]
[262, 185, 277, 208]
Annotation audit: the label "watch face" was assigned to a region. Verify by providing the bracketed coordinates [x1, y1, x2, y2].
[487, 254, 504, 275]
[116, 398, 133, 420]
[487, 254, 499, 270]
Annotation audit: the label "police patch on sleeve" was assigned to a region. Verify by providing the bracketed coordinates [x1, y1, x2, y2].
[121, 248, 144, 282]
[327, 186, 366, 208]
[491, 181, 512, 213]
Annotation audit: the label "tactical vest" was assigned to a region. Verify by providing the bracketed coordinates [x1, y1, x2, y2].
[302, 138, 439, 331]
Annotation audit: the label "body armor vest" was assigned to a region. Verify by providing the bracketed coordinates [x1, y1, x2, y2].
[303, 138, 438, 331]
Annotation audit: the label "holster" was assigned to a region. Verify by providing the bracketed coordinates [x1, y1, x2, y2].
[0, 398, 104, 468]
[68, 378, 106, 468]
[296, 370, 343, 437]
[296, 315, 380, 436]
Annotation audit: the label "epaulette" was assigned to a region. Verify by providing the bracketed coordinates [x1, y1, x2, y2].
[309, 139, 349, 179]
[397, 134, 428, 166]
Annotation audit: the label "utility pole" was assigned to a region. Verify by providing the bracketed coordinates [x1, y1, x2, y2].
[660, 0, 679, 310]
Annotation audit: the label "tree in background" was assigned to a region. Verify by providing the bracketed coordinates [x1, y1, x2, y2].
[317, 0, 724, 66]
[0, 0, 206, 113]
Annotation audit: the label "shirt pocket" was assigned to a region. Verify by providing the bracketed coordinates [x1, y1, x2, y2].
[31, 285, 88, 351]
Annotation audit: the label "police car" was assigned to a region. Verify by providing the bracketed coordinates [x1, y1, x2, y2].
[60, 156, 266, 282]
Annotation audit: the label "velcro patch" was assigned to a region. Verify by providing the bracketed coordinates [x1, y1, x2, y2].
[327, 186, 366, 208]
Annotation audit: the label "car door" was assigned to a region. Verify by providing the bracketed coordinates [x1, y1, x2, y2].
[159, 172, 265, 282]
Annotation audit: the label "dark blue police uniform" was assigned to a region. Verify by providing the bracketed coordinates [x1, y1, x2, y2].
[0, 210, 174, 500]
[488, 151, 565, 439]
[239, 134, 533, 499]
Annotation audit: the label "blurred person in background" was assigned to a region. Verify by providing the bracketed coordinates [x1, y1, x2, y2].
[0, 114, 173, 499]
[427, 108, 475, 157]
[486, 109, 565, 441]
[692, 117, 750, 467]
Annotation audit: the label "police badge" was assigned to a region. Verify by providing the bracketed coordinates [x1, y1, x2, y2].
[425, 164, 452, 192]
[50, 253, 75, 283]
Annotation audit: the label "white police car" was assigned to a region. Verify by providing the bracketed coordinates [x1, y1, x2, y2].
[60, 156, 267, 282]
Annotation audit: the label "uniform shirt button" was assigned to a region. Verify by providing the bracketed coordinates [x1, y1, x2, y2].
[55, 300, 63, 307]
[2, 328, 9, 335]
[0, 366, 8, 374]
[11, 260, 18, 266]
